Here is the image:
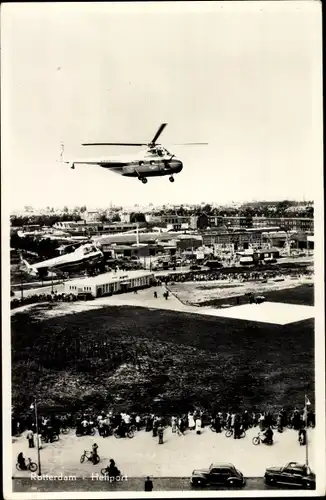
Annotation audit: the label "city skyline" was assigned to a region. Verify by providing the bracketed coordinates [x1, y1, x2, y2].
[2, 2, 322, 210]
[10, 197, 314, 214]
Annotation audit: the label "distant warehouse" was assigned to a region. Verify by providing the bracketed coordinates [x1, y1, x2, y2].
[65, 270, 155, 298]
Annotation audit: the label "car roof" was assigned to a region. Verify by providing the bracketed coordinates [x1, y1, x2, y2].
[210, 463, 235, 468]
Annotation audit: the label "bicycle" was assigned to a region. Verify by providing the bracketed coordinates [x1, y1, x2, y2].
[80, 450, 100, 464]
[16, 458, 37, 472]
[60, 426, 71, 435]
[252, 432, 273, 446]
[225, 428, 246, 438]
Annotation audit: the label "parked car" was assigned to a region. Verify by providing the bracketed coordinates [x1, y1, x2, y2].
[191, 463, 245, 488]
[190, 264, 202, 271]
[264, 462, 315, 489]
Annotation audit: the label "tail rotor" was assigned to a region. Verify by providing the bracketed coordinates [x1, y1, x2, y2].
[59, 142, 75, 169]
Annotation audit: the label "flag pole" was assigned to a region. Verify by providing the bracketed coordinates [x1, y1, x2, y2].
[305, 395, 309, 466]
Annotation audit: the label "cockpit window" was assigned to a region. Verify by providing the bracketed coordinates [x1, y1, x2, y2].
[83, 245, 95, 255]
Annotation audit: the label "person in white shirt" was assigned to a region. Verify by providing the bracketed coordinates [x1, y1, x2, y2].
[231, 413, 236, 429]
[188, 413, 195, 430]
[124, 414, 131, 425]
[195, 418, 202, 435]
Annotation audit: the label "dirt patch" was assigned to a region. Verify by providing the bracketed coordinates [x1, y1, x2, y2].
[197, 283, 244, 290]
[11, 301, 105, 321]
[169, 277, 313, 306]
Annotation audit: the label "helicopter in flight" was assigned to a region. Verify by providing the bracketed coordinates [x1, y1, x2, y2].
[61, 123, 207, 184]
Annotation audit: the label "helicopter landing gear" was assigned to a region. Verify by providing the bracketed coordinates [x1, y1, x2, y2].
[140, 177, 148, 184]
[169, 176, 175, 183]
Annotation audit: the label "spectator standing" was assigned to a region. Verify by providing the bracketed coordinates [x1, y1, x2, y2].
[157, 425, 164, 444]
[26, 429, 34, 448]
[178, 417, 185, 435]
[145, 476, 153, 491]
[195, 417, 202, 435]
[188, 413, 195, 430]
[231, 412, 236, 429]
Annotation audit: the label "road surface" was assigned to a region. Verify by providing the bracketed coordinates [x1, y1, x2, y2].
[12, 426, 316, 480]
[12, 477, 301, 492]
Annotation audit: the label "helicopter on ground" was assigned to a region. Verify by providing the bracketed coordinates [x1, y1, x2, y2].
[61, 123, 207, 184]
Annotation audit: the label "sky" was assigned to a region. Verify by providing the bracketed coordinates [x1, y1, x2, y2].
[2, 1, 323, 210]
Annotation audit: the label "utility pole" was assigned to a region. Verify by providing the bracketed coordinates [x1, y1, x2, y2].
[20, 270, 24, 301]
[304, 395, 310, 466]
[30, 400, 42, 476]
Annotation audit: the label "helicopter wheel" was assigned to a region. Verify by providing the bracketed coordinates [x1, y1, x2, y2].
[169, 176, 175, 183]
[140, 177, 148, 184]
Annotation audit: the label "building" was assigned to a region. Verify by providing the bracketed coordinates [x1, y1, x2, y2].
[254, 247, 280, 260]
[188, 215, 314, 233]
[53, 221, 79, 231]
[65, 270, 155, 298]
[202, 230, 269, 250]
[252, 217, 314, 232]
[102, 223, 143, 233]
[82, 211, 102, 222]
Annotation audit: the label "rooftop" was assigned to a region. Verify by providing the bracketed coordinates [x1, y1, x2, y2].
[66, 270, 154, 287]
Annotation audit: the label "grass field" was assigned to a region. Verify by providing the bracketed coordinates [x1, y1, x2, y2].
[11, 296, 314, 417]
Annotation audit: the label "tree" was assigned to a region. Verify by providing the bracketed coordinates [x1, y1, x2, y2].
[130, 212, 146, 224]
[202, 204, 213, 216]
[275, 200, 292, 217]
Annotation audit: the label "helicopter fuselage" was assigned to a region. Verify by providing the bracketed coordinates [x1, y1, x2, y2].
[71, 149, 183, 181]
[99, 157, 183, 177]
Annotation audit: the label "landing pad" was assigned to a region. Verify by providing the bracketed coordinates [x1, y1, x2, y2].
[202, 301, 314, 325]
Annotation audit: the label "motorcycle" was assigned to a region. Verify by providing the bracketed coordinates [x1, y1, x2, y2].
[100, 466, 121, 478]
[113, 427, 134, 439]
[76, 426, 96, 437]
[16, 458, 37, 472]
[80, 450, 100, 464]
[42, 432, 59, 443]
[60, 426, 71, 435]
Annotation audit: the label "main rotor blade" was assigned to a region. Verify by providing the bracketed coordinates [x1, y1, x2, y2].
[82, 143, 146, 147]
[150, 123, 167, 145]
[172, 142, 208, 145]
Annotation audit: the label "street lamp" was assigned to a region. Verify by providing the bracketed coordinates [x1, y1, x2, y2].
[30, 400, 41, 476]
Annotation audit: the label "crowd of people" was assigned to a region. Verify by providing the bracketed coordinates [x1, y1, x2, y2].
[10, 290, 87, 309]
[12, 405, 315, 444]
[158, 269, 313, 284]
